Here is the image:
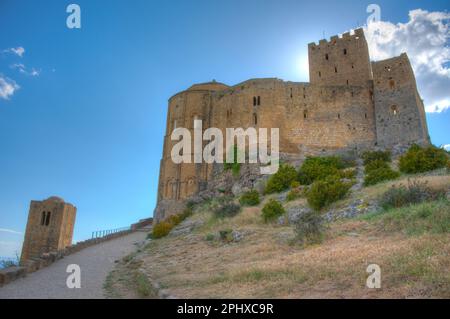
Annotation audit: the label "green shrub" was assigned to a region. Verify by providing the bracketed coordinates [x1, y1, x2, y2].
[239, 190, 260, 206]
[399, 144, 448, 174]
[379, 179, 446, 210]
[264, 164, 298, 194]
[362, 150, 391, 165]
[219, 229, 233, 242]
[306, 176, 351, 211]
[290, 180, 301, 189]
[339, 168, 357, 179]
[214, 203, 241, 218]
[364, 159, 390, 173]
[262, 199, 286, 222]
[286, 188, 302, 201]
[152, 221, 173, 239]
[205, 233, 215, 241]
[294, 211, 325, 245]
[298, 156, 343, 185]
[364, 167, 400, 186]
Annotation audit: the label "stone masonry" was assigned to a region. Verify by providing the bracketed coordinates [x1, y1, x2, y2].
[154, 28, 430, 222]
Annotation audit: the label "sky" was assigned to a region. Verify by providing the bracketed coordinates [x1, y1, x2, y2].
[0, 0, 449, 258]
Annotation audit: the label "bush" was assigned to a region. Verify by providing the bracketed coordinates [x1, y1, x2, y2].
[399, 144, 448, 174]
[219, 229, 233, 242]
[364, 167, 400, 186]
[294, 211, 325, 245]
[379, 179, 446, 210]
[205, 233, 215, 241]
[290, 180, 301, 189]
[364, 159, 389, 173]
[306, 176, 351, 211]
[262, 199, 286, 222]
[264, 164, 298, 194]
[239, 190, 260, 206]
[362, 150, 391, 165]
[339, 168, 357, 179]
[152, 221, 173, 239]
[214, 203, 241, 218]
[298, 156, 343, 185]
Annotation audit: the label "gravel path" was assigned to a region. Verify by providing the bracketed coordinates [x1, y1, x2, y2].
[0, 231, 147, 299]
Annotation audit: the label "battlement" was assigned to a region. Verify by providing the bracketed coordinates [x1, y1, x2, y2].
[308, 28, 365, 49]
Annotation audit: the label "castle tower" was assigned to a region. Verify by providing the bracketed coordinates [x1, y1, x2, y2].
[308, 28, 373, 86]
[372, 53, 430, 147]
[20, 196, 76, 265]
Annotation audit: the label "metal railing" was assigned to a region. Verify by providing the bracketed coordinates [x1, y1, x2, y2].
[91, 226, 130, 239]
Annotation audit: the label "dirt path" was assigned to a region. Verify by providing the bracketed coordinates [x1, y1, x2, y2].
[0, 231, 147, 299]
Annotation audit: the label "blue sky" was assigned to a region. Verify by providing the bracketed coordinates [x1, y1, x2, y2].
[0, 0, 449, 257]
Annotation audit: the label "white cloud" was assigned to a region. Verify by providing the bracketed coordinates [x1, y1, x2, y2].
[0, 228, 22, 235]
[442, 144, 450, 151]
[11, 64, 40, 77]
[0, 76, 20, 100]
[3, 46, 25, 57]
[364, 9, 450, 113]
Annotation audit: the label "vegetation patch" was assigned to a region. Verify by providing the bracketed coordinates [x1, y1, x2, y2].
[364, 200, 450, 236]
[361, 150, 391, 165]
[294, 211, 325, 245]
[239, 190, 260, 206]
[379, 179, 446, 210]
[151, 207, 194, 239]
[264, 164, 298, 194]
[297, 156, 344, 185]
[306, 176, 352, 210]
[214, 203, 241, 219]
[399, 144, 448, 174]
[262, 199, 285, 222]
[364, 167, 400, 186]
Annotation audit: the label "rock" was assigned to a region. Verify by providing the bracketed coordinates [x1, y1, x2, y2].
[277, 190, 289, 202]
[231, 230, 244, 242]
[287, 206, 312, 224]
[169, 219, 204, 237]
[231, 183, 249, 197]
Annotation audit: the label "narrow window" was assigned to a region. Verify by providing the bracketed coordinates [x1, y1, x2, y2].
[303, 110, 308, 119]
[338, 113, 341, 119]
[253, 96, 256, 106]
[325, 53, 329, 60]
[303, 94, 306, 99]
[45, 211, 51, 226]
[389, 80, 395, 89]
[391, 105, 398, 115]
[346, 80, 349, 85]
[253, 113, 258, 125]
[41, 211, 46, 226]
[365, 113, 368, 119]
[335, 66, 338, 73]
[319, 71, 321, 77]
[290, 88, 293, 98]
[257, 96, 261, 105]
[351, 63, 354, 69]
[343, 49, 347, 55]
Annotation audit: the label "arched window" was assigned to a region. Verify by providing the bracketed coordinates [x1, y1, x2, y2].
[253, 96, 257, 106]
[257, 96, 261, 105]
[45, 211, 51, 226]
[391, 105, 399, 115]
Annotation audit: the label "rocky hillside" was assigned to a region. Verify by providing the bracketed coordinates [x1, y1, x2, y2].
[105, 147, 450, 299]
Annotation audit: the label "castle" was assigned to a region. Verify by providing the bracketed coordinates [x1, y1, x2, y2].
[154, 28, 429, 222]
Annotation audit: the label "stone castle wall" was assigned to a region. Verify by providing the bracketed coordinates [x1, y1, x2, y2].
[154, 28, 430, 222]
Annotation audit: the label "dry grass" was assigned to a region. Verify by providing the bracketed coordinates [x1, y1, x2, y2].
[112, 174, 450, 299]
